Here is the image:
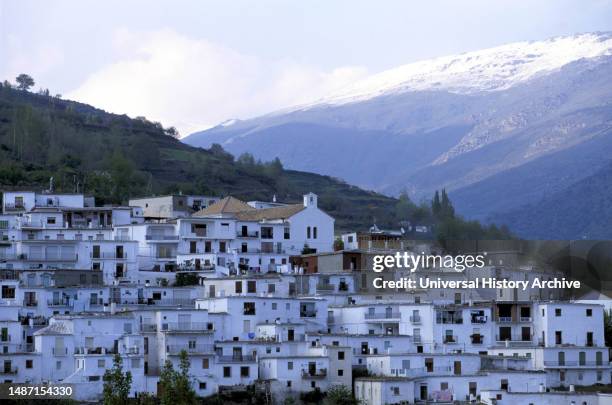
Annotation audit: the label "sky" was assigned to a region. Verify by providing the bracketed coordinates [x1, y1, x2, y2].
[1, 0, 612, 136]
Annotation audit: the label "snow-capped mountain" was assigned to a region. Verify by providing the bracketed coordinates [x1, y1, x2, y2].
[309, 32, 612, 105]
[184, 33, 612, 238]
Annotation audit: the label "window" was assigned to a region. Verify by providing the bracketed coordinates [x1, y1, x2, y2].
[338, 351, 345, 360]
[26, 360, 33, 369]
[272, 303, 277, 310]
[284, 227, 290, 239]
[287, 381, 292, 387]
[392, 387, 400, 395]
[240, 366, 250, 377]
[311, 382, 316, 388]
[287, 361, 293, 370]
[1, 286, 15, 299]
[47, 217, 56, 225]
[235, 281, 242, 294]
[56, 361, 62, 370]
[555, 308, 562, 316]
[202, 358, 209, 369]
[223, 366, 231, 378]
[313, 227, 317, 239]
[219, 241, 227, 253]
[268, 284, 275, 293]
[338, 369, 344, 376]
[586, 308, 593, 317]
[247, 281, 256, 293]
[307, 227, 311, 238]
[98, 359, 105, 368]
[243, 302, 256, 315]
[199, 382, 207, 390]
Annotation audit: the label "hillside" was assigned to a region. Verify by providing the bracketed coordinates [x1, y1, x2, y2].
[184, 33, 612, 239]
[0, 85, 398, 231]
[495, 162, 612, 239]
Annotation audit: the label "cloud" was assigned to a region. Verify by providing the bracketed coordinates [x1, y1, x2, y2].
[65, 29, 367, 136]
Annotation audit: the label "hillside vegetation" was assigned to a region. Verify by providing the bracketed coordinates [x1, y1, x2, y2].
[0, 81, 511, 240]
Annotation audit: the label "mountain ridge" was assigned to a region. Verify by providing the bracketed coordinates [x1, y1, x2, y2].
[184, 32, 612, 239]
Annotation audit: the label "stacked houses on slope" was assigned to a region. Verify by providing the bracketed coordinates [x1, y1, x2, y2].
[0, 190, 610, 404]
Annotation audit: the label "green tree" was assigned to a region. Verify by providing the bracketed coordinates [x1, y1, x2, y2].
[158, 351, 196, 405]
[431, 190, 441, 218]
[103, 354, 132, 405]
[16, 74, 35, 91]
[324, 385, 360, 405]
[333, 238, 344, 251]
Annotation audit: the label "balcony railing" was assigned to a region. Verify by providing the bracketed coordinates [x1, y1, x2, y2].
[443, 335, 458, 344]
[495, 334, 533, 343]
[24, 300, 38, 307]
[0, 367, 18, 374]
[217, 354, 257, 363]
[544, 360, 605, 367]
[301, 368, 327, 378]
[166, 344, 215, 355]
[47, 299, 73, 307]
[4, 202, 25, 211]
[436, 317, 463, 324]
[316, 283, 335, 291]
[146, 235, 179, 240]
[237, 231, 259, 238]
[160, 322, 213, 332]
[470, 334, 484, 344]
[496, 317, 513, 323]
[74, 347, 118, 355]
[471, 316, 488, 324]
[91, 252, 128, 259]
[365, 312, 401, 320]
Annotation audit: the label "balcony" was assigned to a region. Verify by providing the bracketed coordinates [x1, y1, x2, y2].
[23, 300, 38, 307]
[316, 283, 335, 291]
[0, 367, 18, 375]
[146, 234, 179, 241]
[496, 317, 513, 323]
[365, 312, 401, 320]
[52, 347, 69, 356]
[140, 323, 157, 332]
[47, 299, 73, 307]
[237, 231, 259, 238]
[217, 354, 257, 363]
[160, 322, 213, 332]
[470, 334, 484, 344]
[4, 202, 25, 211]
[301, 368, 327, 379]
[543, 360, 605, 367]
[166, 344, 215, 355]
[90, 252, 128, 259]
[495, 334, 533, 345]
[74, 347, 118, 355]
[23, 254, 77, 262]
[443, 335, 458, 344]
[409, 315, 421, 324]
[436, 316, 463, 325]
[471, 316, 488, 324]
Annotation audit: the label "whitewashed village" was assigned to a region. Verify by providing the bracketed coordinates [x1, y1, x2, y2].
[0, 189, 610, 405]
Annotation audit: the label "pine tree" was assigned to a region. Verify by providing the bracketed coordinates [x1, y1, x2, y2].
[431, 190, 442, 217]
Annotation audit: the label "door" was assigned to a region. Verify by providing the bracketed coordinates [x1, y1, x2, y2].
[233, 347, 243, 360]
[288, 329, 295, 342]
[521, 327, 531, 341]
[558, 351, 565, 366]
[420, 385, 428, 400]
[115, 245, 124, 259]
[453, 361, 461, 375]
[190, 241, 197, 254]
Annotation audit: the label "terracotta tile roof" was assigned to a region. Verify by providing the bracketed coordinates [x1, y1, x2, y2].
[235, 204, 305, 221]
[193, 196, 255, 217]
